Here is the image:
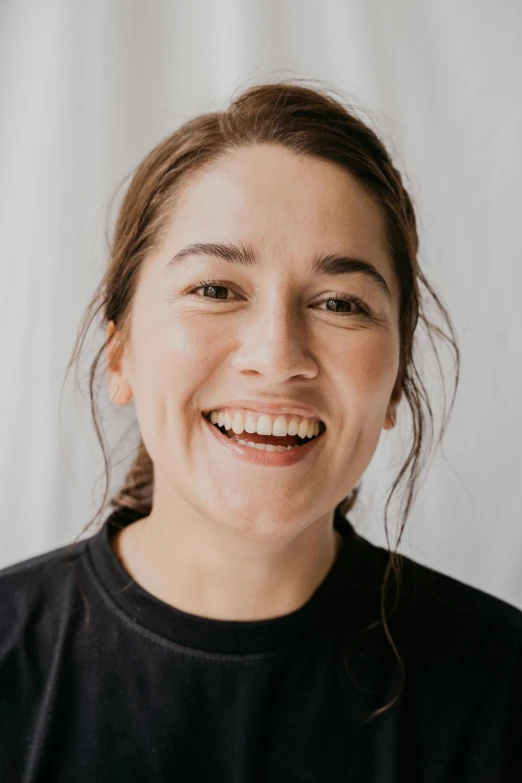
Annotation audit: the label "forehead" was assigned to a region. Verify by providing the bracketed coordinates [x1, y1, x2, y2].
[170, 144, 388, 253]
[156, 144, 398, 310]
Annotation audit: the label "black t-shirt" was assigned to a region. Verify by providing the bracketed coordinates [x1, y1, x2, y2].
[0, 505, 521, 782]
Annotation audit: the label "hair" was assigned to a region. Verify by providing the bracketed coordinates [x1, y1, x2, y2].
[62, 79, 460, 724]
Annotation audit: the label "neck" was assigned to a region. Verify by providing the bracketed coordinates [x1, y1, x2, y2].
[111, 503, 344, 622]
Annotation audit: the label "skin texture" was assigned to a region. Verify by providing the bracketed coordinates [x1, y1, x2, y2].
[105, 143, 401, 622]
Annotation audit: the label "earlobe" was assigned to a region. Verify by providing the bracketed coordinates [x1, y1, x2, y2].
[109, 381, 133, 406]
[106, 321, 133, 405]
[383, 408, 397, 431]
[384, 375, 402, 430]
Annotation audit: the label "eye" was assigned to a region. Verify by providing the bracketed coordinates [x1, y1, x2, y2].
[191, 280, 236, 300]
[315, 296, 369, 316]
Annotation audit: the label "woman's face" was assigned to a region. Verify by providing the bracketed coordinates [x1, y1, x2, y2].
[108, 143, 401, 538]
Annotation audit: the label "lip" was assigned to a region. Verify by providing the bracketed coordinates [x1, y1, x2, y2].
[202, 413, 325, 467]
[202, 399, 324, 422]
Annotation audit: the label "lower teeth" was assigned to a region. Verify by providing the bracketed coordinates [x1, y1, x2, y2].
[210, 422, 318, 451]
[235, 439, 300, 452]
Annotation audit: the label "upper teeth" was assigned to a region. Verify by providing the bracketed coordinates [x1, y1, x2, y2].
[208, 410, 321, 439]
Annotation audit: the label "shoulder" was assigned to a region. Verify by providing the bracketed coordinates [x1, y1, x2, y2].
[383, 547, 522, 703]
[351, 526, 522, 677]
[0, 539, 91, 655]
[406, 554, 522, 645]
[342, 517, 522, 654]
[0, 538, 88, 593]
[351, 526, 522, 645]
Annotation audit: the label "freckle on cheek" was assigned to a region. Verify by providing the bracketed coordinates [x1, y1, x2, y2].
[343, 343, 397, 391]
[172, 330, 217, 363]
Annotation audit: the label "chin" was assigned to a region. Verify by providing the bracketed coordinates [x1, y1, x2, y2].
[211, 501, 314, 538]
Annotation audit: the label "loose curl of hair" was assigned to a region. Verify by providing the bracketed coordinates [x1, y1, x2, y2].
[62, 79, 460, 725]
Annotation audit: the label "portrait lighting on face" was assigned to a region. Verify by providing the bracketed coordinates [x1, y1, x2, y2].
[105, 142, 401, 556]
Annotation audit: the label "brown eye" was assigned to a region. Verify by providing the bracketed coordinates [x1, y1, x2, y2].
[326, 299, 354, 313]
[317, 296, 368, 316]
[202, 285, 229, 299]
[191, 280, 235, 300]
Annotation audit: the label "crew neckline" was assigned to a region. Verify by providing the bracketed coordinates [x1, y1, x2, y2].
[86, 505, 379, 657]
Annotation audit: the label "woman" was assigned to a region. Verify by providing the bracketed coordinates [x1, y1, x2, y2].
[1, 82, 520, 782]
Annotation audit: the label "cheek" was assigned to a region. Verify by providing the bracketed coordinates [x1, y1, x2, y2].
[134, 316, 225, 394]
[130, 319, 220, 452]
[165, 316, 225, 367]
[336, 332, 399, 401]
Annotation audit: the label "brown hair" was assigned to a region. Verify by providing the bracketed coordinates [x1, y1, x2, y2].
[62, 79, 460, 724]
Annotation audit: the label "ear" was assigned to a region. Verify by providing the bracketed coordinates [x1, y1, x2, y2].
[106, 321, 133, 405]
[383, 376, 402, 431]
[383, 405, 397, 431]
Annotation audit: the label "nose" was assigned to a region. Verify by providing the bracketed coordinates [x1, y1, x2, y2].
[231, 297, 318, 382]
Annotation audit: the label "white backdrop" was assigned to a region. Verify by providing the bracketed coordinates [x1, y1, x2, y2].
[1, 0, 521, 608]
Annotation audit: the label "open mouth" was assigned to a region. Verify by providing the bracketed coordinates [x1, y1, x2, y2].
[203, 413, 326, 451]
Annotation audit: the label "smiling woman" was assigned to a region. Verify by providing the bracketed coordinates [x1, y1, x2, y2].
[1, 81, 521, 781]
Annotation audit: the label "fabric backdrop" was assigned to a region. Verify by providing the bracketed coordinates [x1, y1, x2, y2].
[1, 0, 521, 609]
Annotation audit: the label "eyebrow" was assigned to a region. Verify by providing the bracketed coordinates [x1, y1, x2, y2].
[166, 242, 392, 301]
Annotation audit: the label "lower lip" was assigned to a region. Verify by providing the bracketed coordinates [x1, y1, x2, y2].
[202, 414, 325, 467]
